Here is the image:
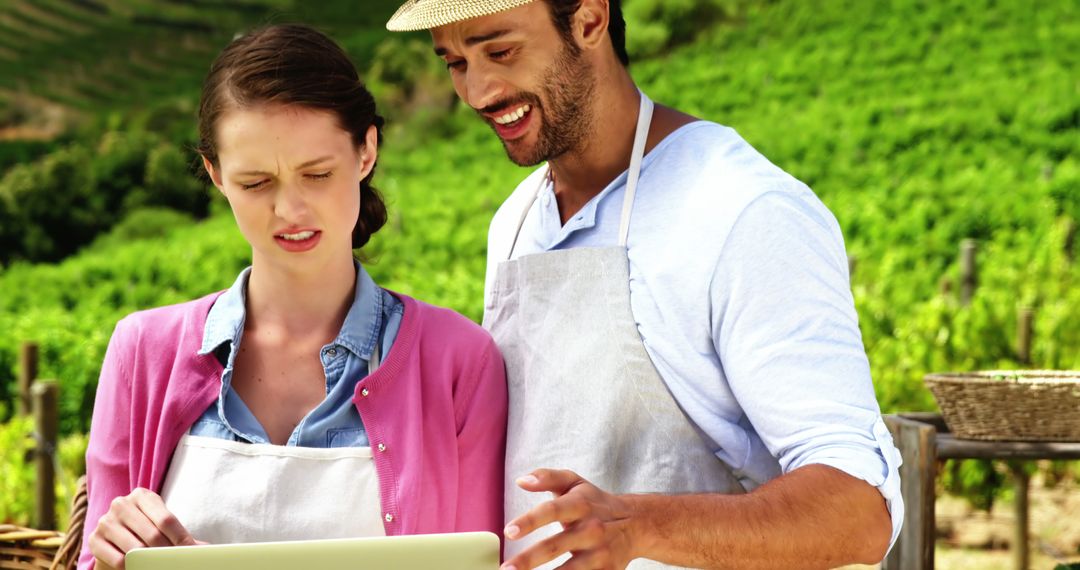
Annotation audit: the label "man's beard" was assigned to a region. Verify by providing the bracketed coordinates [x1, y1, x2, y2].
[484, 42, 597, 167]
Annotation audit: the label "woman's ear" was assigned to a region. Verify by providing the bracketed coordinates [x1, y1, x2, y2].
[202, 155, 225, 193]
[358, 124, 379, 180]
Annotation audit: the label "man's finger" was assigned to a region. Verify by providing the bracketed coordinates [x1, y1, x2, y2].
[506, 494, 591, 540]
[554, 547, 612, 570]
[503, 519, 606, 570]
[515, 469, 585, 496]
[132, 488, 196, 546]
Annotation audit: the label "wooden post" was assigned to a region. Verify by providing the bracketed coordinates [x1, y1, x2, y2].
[1016, 307, 1033, 365]
[18, 342, 39, 416]
[1007, 461, 1030, 570]
[883, 415, 938, 570]
[960, 239, 977, 305]
[32, 380, 58, 531]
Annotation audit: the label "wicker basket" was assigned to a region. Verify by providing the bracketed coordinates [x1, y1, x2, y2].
[0, 526, 62, 570]
[925, 370, 1080, 441]
[0, 475, 86, 570]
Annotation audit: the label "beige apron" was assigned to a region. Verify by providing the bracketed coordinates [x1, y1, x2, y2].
[483, 94, 744, 569]
[160, 346, 386, 544]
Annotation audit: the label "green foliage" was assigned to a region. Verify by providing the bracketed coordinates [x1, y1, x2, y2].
[0, 0, 404, 123]
[0, 140, 57, 172]
[0, 130, 211, 265]
[87, 208, 198, 252]
[623, 0, 752, 59]
[0, 0, 1077, 520]
[0, 416, 87, 527]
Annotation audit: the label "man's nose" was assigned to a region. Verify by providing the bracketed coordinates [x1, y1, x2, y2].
[464, 64, 503, 112]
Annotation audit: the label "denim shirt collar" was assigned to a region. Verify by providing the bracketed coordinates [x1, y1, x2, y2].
[199, 262, 385, 362]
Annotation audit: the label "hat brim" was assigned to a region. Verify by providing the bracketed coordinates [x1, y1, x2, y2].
[386, 0, 537, 32]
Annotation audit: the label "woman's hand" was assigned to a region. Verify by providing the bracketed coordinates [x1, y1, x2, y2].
[88, 487, 199, 570]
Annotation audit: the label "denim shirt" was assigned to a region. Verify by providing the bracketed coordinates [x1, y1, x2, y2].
[191, 263, 403, 447]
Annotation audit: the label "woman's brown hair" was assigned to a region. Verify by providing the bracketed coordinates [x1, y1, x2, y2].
[197, 24, 387, 249]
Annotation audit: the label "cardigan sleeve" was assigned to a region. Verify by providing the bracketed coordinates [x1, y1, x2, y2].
[78, 321, 135, 570]
[453, 336, 508, 540]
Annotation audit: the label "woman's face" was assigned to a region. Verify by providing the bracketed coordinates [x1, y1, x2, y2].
[203, 104, 377, 273]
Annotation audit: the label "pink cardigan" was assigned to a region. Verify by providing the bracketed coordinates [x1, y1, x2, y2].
[78, 291, 507, 569]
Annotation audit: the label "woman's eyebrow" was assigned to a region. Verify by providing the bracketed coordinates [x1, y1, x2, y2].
[235, 156, 334, 176]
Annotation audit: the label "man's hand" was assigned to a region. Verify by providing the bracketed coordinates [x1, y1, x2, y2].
[89, 487, 200, 570]
[500, 465, 892, 570]
[501, 469, 640, 570]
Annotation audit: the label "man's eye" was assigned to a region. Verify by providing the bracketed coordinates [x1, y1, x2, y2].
[490, 49, 511, 60]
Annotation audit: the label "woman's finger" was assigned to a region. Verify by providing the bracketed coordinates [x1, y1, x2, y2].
[131, 488, 196, 546]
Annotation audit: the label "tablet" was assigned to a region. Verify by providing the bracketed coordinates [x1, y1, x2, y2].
[125, 531, 500, 570]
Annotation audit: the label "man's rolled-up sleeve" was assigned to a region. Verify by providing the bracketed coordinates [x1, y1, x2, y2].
[712, 188, 904, 550]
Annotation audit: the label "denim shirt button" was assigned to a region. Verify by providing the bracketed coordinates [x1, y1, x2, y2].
[326, 347, 337, 357]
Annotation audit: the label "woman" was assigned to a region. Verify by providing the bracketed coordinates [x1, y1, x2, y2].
[79, 24, 507, 570]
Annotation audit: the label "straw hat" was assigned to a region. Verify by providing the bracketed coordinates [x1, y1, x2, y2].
[386, 0, 537, 31]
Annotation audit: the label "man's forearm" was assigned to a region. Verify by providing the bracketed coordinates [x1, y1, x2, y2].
[626, 464, 892, 569]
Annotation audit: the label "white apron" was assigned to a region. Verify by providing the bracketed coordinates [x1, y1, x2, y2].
[160, 346, 386, 544]
[483, 94, 744, 569]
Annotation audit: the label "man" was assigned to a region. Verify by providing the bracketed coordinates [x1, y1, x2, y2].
[387, 1, 902, 568]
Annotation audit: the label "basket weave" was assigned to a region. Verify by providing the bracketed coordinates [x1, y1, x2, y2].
[925, 370, 1080, 441]
[0, 475, 86, 570]
[0, 526, 62, 570]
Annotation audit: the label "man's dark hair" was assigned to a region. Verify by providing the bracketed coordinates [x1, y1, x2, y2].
[543, 0, 629, 67]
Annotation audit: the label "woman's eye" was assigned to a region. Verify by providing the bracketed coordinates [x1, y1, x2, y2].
[446, 59, 466, 71]
[240, 180, 267, 190]
[308, 171, 333, 180]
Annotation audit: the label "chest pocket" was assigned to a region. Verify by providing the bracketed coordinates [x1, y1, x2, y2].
[327, 427, 369, 448]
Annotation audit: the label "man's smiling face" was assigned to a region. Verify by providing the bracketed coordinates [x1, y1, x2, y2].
[431, 2, 597, 166]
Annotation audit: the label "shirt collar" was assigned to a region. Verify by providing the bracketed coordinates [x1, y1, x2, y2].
[199, 267, 250, 357]
[199, 262, 385, 361]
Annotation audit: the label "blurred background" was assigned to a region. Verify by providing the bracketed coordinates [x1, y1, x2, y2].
[0, 0, 1077, 567]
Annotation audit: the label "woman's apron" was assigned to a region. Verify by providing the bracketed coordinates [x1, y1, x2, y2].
[160, 345, 386, 543]
[483, 94, 745, 569]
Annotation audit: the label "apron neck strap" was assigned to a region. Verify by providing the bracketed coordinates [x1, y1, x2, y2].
[619, 93, 654, 247]
[507, 92, 655, 259]
[368, 340, 381, 375]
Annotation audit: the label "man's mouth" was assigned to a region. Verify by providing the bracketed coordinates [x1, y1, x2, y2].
[492, 104, 531, 127]
[489, 103, 534, 141]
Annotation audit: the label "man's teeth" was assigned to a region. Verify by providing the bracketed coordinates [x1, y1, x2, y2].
[278, 231, 315, 241]
[493, 104, 531, 125]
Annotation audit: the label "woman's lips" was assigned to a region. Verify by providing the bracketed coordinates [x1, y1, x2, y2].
[274, 230, 321, 252]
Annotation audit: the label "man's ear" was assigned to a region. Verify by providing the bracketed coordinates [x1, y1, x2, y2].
[202, 155, 225, 193]
[574, 0, 610, 52]
[358, 124, 379, 180]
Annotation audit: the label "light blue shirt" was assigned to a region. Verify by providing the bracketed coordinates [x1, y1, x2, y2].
[486, 120, 904, 548]
[192, 263, 403, 447]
